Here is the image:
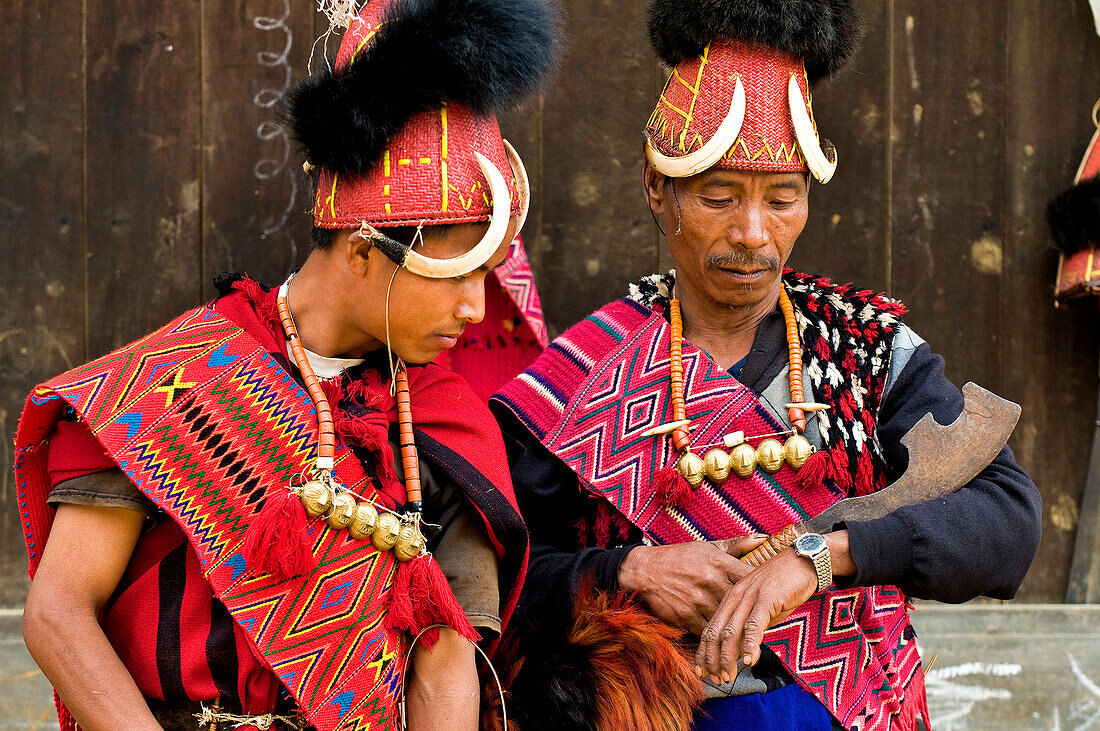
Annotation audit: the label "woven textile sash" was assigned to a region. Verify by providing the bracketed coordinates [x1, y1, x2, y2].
[497, 297, 844, 542]
[494, 294, 925, 730]
[16, 307, 407, 731]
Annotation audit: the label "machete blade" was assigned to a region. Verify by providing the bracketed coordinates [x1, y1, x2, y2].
[801, 382, 1021, 534]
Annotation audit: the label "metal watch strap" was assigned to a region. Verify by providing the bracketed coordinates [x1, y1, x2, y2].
[808, 548, 831, 593]
[795, 533, 832, 593]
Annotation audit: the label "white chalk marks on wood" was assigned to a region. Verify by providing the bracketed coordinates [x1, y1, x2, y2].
[253, 0, 298, 251]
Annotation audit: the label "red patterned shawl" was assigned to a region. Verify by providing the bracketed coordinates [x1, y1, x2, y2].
[16, 298, 526, 731]
[494, 272, 927, 730]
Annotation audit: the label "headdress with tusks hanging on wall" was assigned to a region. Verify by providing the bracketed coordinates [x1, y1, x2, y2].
[643, 0, 862, 183]
[286, 0, 560, 278]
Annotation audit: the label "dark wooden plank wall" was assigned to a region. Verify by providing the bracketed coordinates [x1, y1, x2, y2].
[1, 0, 1097, 605]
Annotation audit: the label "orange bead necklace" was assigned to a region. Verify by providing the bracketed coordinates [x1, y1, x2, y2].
[276, 277, 425, 560]
[658, 287, 825, 488]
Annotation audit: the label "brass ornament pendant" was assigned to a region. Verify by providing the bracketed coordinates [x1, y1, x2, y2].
[347, 502, 379, 540]
[393, 519, 427, 562]
[299, 479, 336, 518]
[294, 469, 426, 562]
[372, 511, 402, 551]
[678, 452, 707, 487]
[784, 434, 814, 470]
[756, 438, 785, 474]
[327, 491, 358, 529]
[729, 443, 758, 478]
[667, 430, 817, 488]
[703, 448, 732, 482]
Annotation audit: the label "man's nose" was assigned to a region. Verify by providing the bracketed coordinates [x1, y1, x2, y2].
[456, 283, 486, 324]
[727, 202, 769, 250]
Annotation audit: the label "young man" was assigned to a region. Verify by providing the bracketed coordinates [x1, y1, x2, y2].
[16, 0, 557, 728]
[490, 1, 1042, 729]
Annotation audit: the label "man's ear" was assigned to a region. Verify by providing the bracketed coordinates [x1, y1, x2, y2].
[642, 157, 669, 217]
[342, 228, 373, 277]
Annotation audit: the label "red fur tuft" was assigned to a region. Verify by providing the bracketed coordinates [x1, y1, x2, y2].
[242, 487, 316, 580]
[569, 584, 702, 731]
[653, 467, 692, 507]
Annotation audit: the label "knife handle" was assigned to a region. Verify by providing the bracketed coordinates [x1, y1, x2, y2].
[741, 524, 801, 568]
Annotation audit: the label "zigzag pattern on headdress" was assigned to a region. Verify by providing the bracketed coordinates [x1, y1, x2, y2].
[15, 308, 408, 731]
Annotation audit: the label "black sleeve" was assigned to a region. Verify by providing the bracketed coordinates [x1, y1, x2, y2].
[841, 342, 1043, 602]
[494, 409, 638, 620]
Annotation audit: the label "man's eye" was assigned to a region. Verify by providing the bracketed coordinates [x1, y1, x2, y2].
[702, 198, 733, 207]
[451, 275, 470, 284]
[769, 199, 796, 209]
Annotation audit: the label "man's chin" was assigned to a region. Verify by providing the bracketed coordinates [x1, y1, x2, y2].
[711, 281, 775, 310]
[397, 345, 446, 365]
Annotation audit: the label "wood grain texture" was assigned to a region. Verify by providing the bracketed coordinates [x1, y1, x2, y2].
[791, 0, 890, 291]
[889, 1, 1006, 393]
[535, 0, 660, 337]
[84, 0, 203, 358]
[2, 0, 1100, 604]
[1003, 1, 1100, 601]
[201, 0, 315, 295]
[0, 0, 86, 606]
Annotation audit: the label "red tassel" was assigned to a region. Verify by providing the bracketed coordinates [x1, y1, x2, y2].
[55, 691, 76, 731]
[242, 487, 315, 581]
[653, 467, 691, 507]
[794, 449, 828, 490]
[387, 555, 480, 649]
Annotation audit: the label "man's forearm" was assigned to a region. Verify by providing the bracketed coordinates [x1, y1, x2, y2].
[24, 606, 160, 731]
[405, 628, 478, 730]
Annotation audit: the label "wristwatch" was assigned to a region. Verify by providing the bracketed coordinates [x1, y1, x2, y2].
[793, 532, 832, 593]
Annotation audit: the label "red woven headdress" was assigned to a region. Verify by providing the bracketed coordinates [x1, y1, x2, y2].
[288, 0, 559, 276]
[644, 0, 861, 183]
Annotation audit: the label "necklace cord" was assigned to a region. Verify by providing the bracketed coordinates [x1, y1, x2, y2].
[399, 624, 508, 730]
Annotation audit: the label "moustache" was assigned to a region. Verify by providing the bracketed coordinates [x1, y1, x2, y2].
[706, 251, 782, 272]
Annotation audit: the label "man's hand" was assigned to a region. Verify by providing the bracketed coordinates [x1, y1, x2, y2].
[617, 535, 767, 635]
[694, 530, 855, 682]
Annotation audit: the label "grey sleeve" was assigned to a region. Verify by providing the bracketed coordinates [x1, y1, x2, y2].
[416, 457, 502, 636]
[47, 468, 156, 518]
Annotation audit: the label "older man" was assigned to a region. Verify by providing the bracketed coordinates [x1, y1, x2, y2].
[491, 1, 1042, 729]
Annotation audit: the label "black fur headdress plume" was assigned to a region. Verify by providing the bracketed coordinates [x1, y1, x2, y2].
[647, 0, 862, 83]
[1047, 177, 1100, 255]
[288, 0, 560, 177]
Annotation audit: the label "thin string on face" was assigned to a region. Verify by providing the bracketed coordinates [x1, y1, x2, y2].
[670, 177, 683, 236]
[384, 265, 401, 394]
[382, 221, 426, 393]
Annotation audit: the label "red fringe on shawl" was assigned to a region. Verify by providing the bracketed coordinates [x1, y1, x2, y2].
[242, 486, 316, 580]
[387, 555, 480, 649]
[653, 467, 692, 507]
[230, 276, 281, 333]
[885, 668, 932, 731]
[320, 379, 404, 505]
[794, 449, 828, 491]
